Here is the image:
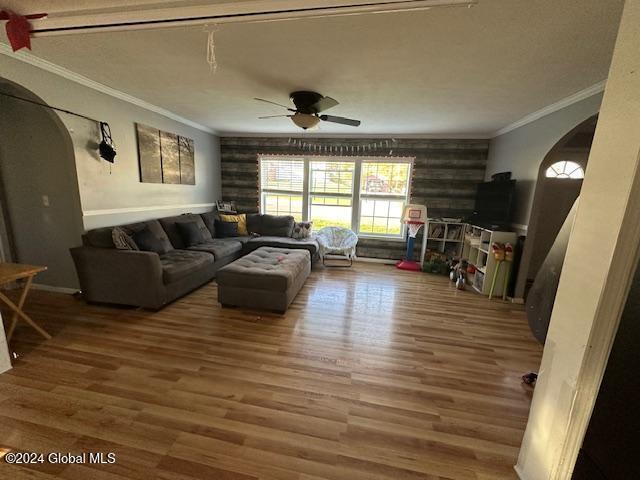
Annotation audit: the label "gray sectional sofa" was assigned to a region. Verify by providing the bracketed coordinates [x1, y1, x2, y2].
[70, 212, 319, 309]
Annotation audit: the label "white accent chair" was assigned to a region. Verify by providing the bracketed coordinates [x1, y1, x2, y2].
[315, 227, 358, 267]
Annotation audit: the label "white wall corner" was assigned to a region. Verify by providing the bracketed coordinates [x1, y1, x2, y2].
[0, 43, 216, 135]
[493, 81, 606, 138]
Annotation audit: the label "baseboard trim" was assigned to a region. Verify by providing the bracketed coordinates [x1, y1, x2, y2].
[32, 284, 78, 295]
[354, 257, 397, 265]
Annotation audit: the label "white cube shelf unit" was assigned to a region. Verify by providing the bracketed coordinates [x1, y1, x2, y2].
[461, 225, 517, 296]
[425, 220, 466, 258]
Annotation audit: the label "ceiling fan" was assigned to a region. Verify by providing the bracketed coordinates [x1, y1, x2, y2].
[255, 91, 361, 130]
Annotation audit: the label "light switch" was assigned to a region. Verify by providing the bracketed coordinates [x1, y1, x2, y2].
[42, 195, 50, 207]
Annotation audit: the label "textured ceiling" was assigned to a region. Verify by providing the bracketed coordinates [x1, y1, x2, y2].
[0, 0, 625, 135]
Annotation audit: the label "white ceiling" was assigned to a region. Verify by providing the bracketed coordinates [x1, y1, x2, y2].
[1, 0, 625, 136]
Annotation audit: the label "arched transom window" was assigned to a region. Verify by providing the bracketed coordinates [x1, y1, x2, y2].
[545, 161, 585, 179]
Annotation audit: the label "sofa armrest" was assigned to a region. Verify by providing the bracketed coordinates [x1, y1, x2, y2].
[70, 246, 165, 308]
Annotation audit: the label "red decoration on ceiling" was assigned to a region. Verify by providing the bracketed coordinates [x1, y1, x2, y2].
[0, 10, 47, 52]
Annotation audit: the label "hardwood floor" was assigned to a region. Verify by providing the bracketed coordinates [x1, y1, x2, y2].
[0, 263, 542, 480]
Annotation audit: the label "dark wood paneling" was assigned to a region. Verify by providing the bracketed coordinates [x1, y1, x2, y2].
[221, 137, 489, 259]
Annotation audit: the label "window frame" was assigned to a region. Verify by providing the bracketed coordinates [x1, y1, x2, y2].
[258, 156, 305, 220]
[356, 159, 414, 239]
[309, 159, 357, 232]
[259, 155, 414, 239]
[545, 160, 585, 179]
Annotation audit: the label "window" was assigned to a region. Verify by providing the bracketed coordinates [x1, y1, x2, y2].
[259, 156, 413, 238]
[545, 161, 585, 179]
[359, 162, 410, 236]
[260, 157, 304, 220]
[309, 160, 354, 230]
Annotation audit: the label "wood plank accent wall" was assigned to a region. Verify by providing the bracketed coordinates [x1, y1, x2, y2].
[220, 137, 489, 259]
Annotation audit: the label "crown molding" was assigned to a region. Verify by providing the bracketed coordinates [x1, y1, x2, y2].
[493, 81, 606, 138]
[0, 43, 217, 134]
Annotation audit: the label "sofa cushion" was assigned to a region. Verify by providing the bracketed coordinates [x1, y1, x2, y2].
[85, 227, 117, 248]
[122, 220, 174, 253]
[246, 213, 262, 235]
[159, 249, 214, 284]
[200, 211, 218, 237]
[159, 214, 212, 249]
[132, 226, 170, 254]
[219, 213, 248, 235]
[260, 214, 295, 237]
[234, 236, 253, 245]
[188, 238, 242, 260]
[217, 247, 310, 291]
[215, 220, 239, 238]
[245, 236, 319, 256]
[176, 221, 207, 247]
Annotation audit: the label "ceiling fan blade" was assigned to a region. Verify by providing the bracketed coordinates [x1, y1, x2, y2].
[319, 115, 361, 127]
[254, 98, 296, 112]
[258, 115, 293, 119]
[310, 96, 339, 113]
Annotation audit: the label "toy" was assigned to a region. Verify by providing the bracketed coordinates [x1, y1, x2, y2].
[522, 372, 538, 386]
[396, 204, 427, 272]
[489, 242, 516, 300]
[449, 259, 468, 290]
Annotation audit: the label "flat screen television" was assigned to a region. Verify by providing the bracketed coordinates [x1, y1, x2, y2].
[468, 180, 516, 230]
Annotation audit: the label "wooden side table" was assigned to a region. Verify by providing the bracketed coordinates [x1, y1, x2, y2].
[0, 263, 50, 342]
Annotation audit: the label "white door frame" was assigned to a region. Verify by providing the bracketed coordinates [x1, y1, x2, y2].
[553, 156, 640, 479]
[516, 2, 640, 478]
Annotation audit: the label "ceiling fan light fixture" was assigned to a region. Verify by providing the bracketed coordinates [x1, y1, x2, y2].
[291, 113, 320, 130]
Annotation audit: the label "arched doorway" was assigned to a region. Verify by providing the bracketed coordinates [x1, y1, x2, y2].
[515, 115, 598, 300]
[0, 78, 84, 288]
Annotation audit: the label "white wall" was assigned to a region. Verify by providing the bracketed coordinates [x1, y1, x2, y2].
[486, 93, 602, 228]
[0, 53, 221, 230]
[516, 1, 640, 478]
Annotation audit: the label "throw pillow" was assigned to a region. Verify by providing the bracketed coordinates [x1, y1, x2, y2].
[132, 226, 169, 254]
[214, 220, 239, 238]
[219, 213, 248, 235]
[292, 221, 313, 239]
[111, 227, 138, 250]
[261, 214, 295, 237]
[200, 211, 217, 237]
[176, 221, 205, 247]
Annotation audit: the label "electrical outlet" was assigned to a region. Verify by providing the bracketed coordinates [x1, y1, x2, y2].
[42, 195, 50, 207]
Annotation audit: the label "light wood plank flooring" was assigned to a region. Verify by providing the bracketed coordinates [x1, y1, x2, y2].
[0, 263, 542, 480]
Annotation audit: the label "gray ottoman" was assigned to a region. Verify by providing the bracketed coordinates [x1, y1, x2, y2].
[216, 247, 311, 313]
